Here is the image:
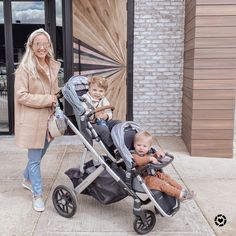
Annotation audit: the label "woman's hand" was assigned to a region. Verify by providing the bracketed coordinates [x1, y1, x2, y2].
[51, 95, 57, 108]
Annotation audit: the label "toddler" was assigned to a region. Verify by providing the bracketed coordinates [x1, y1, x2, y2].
[132, 131, 194, 201]
[82, 76, 121, 153]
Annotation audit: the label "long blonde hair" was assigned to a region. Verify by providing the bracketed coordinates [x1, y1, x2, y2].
[17, 28, 55, 78]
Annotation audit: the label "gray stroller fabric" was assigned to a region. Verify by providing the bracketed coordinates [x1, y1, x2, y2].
[62, 75, 89, 116]
[111, 121, 143, 170]
[65, 160, 128, 205]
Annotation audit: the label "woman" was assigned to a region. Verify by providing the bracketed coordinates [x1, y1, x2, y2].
[14, 28, 60, 212]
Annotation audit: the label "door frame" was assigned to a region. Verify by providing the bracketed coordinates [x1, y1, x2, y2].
[2, 0, 14, 135]
[127, 0, 134, 121]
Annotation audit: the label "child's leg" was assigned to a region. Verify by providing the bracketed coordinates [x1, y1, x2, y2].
[156, 171, 182, 190]
[107, 120, 121, 130]
[92, 124, 113, 147]
[145, 176, 181, 198]
[93, 120, 121, 147]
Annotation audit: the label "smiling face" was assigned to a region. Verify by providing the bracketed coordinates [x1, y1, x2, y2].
[88, 83, 106, 101]
[134, 137, 152, 156]
[32, 34, 50, 61]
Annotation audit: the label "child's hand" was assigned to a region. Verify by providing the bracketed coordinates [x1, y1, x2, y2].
[95, 111, 104, 119]
[154, 150, 165, 160]
[95, 111, 108, 120]
[150, 156, 158, 164]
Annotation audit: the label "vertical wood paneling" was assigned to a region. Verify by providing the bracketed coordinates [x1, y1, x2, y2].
[183, 0, 236, 158]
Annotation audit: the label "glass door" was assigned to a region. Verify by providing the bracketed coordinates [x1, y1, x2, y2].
[0, 0, 64, 135]
[0, 1, 46, 134]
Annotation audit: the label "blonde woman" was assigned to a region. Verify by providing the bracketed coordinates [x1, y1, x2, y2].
[14, 28, 60, 212]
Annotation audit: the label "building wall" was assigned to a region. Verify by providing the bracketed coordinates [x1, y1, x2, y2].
[183, 0, 236, 158]
[133, 0, 185, 136]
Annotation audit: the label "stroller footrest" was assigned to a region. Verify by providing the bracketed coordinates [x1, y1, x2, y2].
[152, 190, 179, 216]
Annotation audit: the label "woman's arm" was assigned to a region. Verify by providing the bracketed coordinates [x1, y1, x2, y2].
[15, 68, 55, 108]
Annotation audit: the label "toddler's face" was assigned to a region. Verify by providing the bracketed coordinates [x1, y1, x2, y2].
[89, 83, 106, 101]
[134, 138, 151, 156]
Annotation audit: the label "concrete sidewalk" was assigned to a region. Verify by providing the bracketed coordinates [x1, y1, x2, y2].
[0, 135, 235, 236]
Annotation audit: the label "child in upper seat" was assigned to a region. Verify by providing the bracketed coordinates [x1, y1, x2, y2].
[82, 76, 121, 153]
[132, 131, 194, 201]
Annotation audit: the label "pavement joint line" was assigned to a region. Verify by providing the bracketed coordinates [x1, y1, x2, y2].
[156, 139, 214, 233]
[170, 161, 216, 236]
[31, 144, 68, 236]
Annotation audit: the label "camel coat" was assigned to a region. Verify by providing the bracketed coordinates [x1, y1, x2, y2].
[14, 59, 60, 149]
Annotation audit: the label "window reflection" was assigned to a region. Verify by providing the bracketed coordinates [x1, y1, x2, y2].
[12, 2, 45, 65]
[56, 0, 64, 86]
[56, 0, 62, 26]
[0, 2, 3, 24]
[12, 1, 44, 24]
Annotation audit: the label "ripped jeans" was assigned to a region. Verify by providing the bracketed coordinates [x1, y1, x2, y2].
[24, 136, 50, 197]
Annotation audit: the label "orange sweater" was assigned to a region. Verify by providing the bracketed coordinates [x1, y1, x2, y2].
[132, 152, 160, 166]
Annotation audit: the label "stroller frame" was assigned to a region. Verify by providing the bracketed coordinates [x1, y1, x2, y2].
[52, 76, 180, 234]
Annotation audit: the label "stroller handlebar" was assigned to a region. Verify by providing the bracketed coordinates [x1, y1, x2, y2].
[133, 153, 174, 176]
[87, 105, 115, 118]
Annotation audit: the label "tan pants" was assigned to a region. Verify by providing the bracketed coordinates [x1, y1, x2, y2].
[144, 171, 182, 198]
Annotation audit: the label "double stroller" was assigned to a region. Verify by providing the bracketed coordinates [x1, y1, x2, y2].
[52, 75, 180, 234]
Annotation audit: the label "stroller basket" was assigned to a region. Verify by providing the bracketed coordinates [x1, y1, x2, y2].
[65, 160, 128, 205]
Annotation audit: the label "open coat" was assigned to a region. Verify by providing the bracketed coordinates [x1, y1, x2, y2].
[14, 59, 60, 149]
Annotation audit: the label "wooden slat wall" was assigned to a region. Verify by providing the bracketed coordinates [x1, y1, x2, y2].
[72, 0, 127, 120]
[183, 0, 236, 157]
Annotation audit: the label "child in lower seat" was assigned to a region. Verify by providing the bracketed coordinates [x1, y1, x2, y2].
[132, 131, 194, 201]
[82, 76, 121, 154]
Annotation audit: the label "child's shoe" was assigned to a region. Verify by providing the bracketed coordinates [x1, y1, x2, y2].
[180, 189, 195, 202]
[22, 179, 33, 193]
[33, 196, 45, 212]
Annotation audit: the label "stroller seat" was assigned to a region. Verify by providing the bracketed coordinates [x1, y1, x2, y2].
[63, 75, 119, 163]
[111, 122, 180, 217]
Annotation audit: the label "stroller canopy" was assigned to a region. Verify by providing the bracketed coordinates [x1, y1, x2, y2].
[62, 75, 89, 116]
[111, 121, 143, 170]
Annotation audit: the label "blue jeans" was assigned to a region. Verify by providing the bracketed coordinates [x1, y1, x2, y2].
[24, 137, 50, 197]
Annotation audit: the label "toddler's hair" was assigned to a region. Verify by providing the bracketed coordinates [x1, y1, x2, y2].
[134, 131, 153, 146]
[89, 76, 108, 91]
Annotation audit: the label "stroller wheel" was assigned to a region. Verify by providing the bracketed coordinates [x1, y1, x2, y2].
[52, 185, 77, 218]
[133, 210, 156, 235]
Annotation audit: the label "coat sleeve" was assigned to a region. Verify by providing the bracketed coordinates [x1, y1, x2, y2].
[15, 68, 54, 108]
[132, 154, 150, 166]
[53, 77, 60, 95]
